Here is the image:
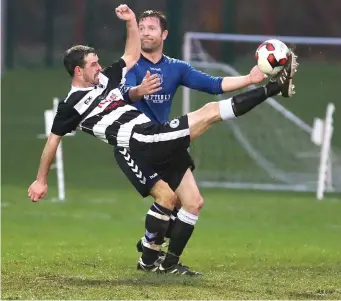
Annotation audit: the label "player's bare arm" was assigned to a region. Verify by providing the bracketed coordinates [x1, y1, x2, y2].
[28, 134, 62, 202]
[221, 65, 267, 92]
[129, 70, 162, 101]
[129, 64, 266, 101]
[116, 4, 140, 71]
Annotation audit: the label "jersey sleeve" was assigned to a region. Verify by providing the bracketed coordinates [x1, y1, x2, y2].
[102, 58, 127, 87]
[51, 95, 83, 136]
[119, 66, 139, 103]
[179, 60, 224, 94]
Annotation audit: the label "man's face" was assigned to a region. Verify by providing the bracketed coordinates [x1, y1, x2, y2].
[79, 53, 102, 86]
[139, 17, 167, 53]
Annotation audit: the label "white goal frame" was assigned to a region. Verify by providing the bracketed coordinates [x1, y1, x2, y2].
[182, 32, 340, 198]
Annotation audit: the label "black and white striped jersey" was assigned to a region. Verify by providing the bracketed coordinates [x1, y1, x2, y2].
[51, 59, 151, 148]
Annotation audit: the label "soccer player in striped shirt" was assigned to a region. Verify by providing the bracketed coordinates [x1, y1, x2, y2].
[28, 5, 298, 276]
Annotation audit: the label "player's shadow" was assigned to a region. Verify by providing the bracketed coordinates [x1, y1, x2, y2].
[44, 274, 203, 287]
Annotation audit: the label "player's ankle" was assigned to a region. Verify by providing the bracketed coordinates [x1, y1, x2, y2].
[162, 252, 180, 268]
[141, 246, 161, 265]
[265, 81, 281, 97]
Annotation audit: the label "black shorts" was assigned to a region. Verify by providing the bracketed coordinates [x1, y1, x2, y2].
[113, 115, 195, 197]
[153, 148, 195, 192]
[114, 147, 195, 198]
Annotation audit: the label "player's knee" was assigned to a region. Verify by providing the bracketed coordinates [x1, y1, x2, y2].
[197, 194, 204, 210]
[192, 102, 220, 126]
[193, 194, 204, 212]
[183, 193, 204, 215]
[150, 180, 177, 209]
[202, 102, 219, 118]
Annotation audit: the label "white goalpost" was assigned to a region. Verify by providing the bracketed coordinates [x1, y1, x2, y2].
[182, 32, 340, 199]
[316, 103, 335, 200]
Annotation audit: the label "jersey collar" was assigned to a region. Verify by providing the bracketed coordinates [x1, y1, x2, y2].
[71, 85, 93, 91]
[140, 53, 165, 65]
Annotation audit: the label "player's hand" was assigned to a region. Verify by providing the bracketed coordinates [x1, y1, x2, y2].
[137, 71, 162, 96]
[28, 180, 48, 202]
[249, 65, 267, 84]
[115, 4, 135, 21]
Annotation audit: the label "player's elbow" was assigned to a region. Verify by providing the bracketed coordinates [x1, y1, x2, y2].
[122, 54, 139, 71]
[201, 85, 223, 95]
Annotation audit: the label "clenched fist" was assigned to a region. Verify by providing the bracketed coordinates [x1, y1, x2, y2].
[115, 4, 135, 21]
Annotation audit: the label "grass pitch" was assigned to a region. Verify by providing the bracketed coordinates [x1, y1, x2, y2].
[2, 186, 341, 300]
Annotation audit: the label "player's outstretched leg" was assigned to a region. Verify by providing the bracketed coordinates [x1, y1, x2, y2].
[187, 51, 298, 141]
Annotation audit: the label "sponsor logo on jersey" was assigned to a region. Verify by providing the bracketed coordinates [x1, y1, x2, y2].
[144, 94, 171, 103]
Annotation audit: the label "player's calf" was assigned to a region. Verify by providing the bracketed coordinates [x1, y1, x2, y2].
[139, 180, 177, 266]
[136, 206, 179, 257]
[162, 208, 198, 268]
[164, 207, 179, 242]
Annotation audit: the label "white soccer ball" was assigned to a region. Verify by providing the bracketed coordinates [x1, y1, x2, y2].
[255, 39, 290, 76]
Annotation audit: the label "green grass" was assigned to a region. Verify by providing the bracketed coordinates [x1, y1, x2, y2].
[2, 187, 341, 299]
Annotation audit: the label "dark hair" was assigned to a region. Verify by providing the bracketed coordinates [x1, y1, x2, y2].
[63, 45, 96, 77]
[138, 10, 168, 31]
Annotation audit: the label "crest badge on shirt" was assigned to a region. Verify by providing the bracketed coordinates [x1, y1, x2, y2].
[169, 118, 180, 129]
[151, 70, 163, 85]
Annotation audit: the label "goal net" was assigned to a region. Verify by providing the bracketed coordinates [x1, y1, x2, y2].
[183, 32, 341, 194]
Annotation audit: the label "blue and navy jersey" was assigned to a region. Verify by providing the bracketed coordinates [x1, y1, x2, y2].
[119, 54, 223, 123]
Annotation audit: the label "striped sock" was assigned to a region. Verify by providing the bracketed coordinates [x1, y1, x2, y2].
[141, 202, 172, 265]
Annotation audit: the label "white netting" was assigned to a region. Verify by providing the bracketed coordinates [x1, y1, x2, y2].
[183, 33, 341, 192]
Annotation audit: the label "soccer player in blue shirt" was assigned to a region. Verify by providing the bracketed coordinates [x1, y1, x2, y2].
[118, 10, 267, 272]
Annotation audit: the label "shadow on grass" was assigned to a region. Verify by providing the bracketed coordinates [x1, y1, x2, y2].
[288, 288, 340, 300]
[43, 274, 204, 287]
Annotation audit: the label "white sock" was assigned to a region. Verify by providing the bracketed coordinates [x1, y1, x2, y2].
[219, 98, 236, 121]
[177, 208, 198, 226]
